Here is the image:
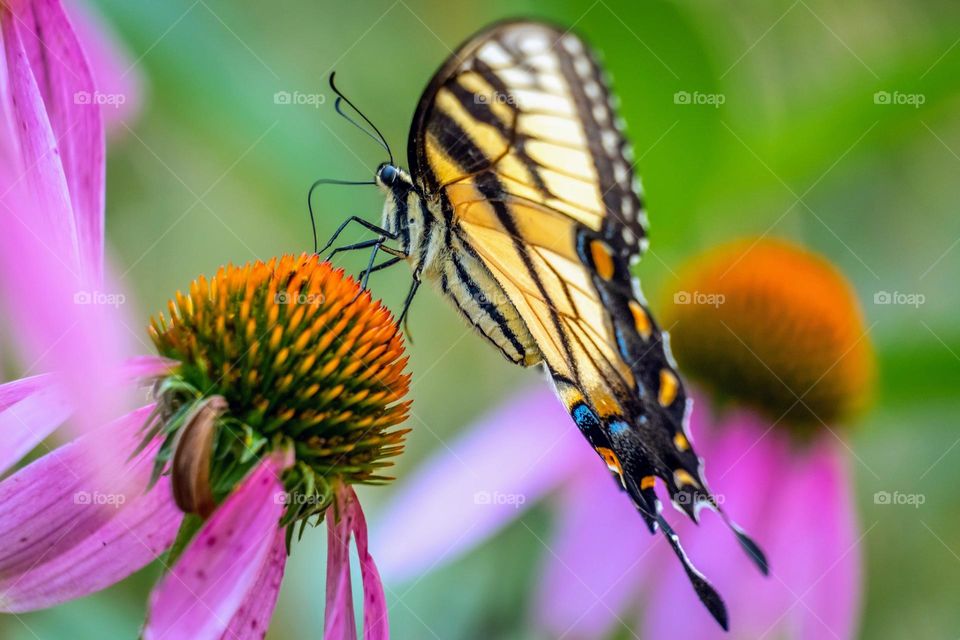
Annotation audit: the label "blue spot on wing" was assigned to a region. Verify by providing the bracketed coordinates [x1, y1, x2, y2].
[572, 403, 600, 431]
[609, 421, 630, 435]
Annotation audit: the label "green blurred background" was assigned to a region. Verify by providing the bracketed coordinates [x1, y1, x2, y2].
[5, 0, 960, 637]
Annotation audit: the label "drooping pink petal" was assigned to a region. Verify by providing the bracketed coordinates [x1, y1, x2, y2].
[145, 451, 291, 640]
[325, 493, 358, 640]
[0, 375, 72, 474]
[533, 456, 656, 639]
[344, 486, 389, 640]
[0, 474, 179, 612]
[0, 7, 79, 266]
[373, 385, 581, 581]
[220, 528, 287, 640]
[765, 441, 861, 640]
[0, 165, 139, 461]
[0, 404, 157, 579]
[64, 0, 143, 135]
[8, 0, 105, 277]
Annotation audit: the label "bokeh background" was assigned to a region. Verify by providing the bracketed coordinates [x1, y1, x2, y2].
[3, 0, 959, 637]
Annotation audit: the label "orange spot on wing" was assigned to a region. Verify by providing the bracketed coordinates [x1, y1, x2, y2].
[673, 432, 690, 452]
[628, 300, 653, 340]
[640, 475, 656, 490]
[658, 369, 679, 407]
[596, 447, 623, 476]
[590, 240, 615, 281]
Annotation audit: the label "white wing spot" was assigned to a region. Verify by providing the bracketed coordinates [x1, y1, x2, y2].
[478, 41, 512, 67]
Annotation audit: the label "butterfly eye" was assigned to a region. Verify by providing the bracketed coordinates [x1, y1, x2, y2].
[378, 163, 398, 186]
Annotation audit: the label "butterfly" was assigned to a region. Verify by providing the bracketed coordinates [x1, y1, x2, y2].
[317, 19, 767, 629]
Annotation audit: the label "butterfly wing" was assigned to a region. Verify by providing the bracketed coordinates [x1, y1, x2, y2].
[408, 20, 766, 628]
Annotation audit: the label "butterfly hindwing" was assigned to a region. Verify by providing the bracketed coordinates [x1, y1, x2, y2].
[403, 19, 768, 626]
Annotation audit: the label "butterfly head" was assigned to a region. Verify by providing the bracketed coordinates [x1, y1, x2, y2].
[375, 162, 423, 256]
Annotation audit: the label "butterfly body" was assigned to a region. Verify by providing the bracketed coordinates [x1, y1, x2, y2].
[351, 19, 766, 629]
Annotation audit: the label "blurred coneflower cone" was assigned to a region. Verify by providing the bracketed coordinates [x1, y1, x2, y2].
[664, 238, 874, 431]
[147, 253, 412, 525]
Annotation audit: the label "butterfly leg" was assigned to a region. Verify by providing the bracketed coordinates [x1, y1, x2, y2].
[354, 239, 407, 299]
[396, 273, 421, 342]
[318, 216, 398, 258]
[327, 238, 383, 263]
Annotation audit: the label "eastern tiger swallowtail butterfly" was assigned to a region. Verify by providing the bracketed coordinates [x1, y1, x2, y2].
[317, 19, 767, 629]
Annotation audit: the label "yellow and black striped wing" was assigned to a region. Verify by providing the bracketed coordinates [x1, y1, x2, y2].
[408, 21, 766, 627]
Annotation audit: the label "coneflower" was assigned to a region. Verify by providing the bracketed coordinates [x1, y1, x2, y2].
[2, 5, 412, 635]
[1, 256, 411, 640]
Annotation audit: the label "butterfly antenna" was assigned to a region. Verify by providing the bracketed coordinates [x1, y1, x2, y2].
[335, 98, 391, 157]
[329, 72, 394, 165]
[307, 178, 375, 253]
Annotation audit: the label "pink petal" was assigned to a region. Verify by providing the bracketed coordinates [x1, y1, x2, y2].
[64, 0, 143, 135]
[345, 487, 388, 640]
[9, 0, 105, 278]
[220, 528, 288, 640]
[325, 494, 357, 640]
[373, 385, 581, 581]
[145, 452, 291, 640]
[0, 8, 79, 267]
[0, 475, 179, 612]
[0, 375, 72, 474]
[533, 457, 656, 639]
[0, 374, 49, 410]
[0, 174, 140, 458]
[768, 442, 861, 640]
[0, 356, 171, 475]
[0, 405, 157, 579]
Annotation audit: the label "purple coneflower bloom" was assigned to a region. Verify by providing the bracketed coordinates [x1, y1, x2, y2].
[2, 3, 409, 638]
[376, 238, 872, 639]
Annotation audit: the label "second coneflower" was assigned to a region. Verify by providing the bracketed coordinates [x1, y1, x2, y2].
[0, 254, 411, 640]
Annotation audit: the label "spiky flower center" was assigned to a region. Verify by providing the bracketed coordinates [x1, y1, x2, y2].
[663, 238, 873, 432]
[146, 254, 411, 524]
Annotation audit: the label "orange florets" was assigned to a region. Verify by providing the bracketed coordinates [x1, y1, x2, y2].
[663, 238, 873, 429]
